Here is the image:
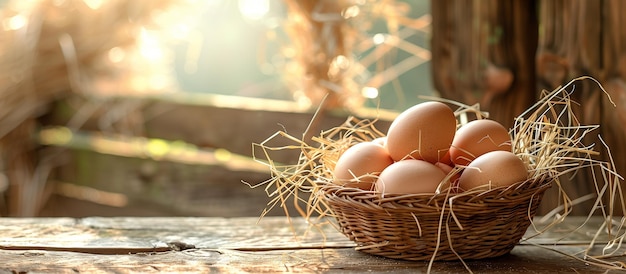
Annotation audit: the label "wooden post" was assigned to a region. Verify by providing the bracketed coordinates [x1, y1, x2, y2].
[537, 0, 626, 215]
[2, 119, 40, 216]
[432, 0, 626, 215]
[431, 0, 538, 130]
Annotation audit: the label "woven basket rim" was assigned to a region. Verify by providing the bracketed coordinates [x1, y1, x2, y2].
[321, 178, 552, 204]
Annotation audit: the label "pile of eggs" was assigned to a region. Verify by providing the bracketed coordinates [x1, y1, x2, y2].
[333, 101, 529, 195]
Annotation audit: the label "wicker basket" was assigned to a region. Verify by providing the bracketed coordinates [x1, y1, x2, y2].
[321, 179, 552, 261]
[253, 78, 622, 269]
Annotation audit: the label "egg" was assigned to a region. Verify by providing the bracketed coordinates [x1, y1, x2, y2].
[449, 119, 512, 166]
[435, 162, 460, 190]
[439, 150, 453, 166]
[435, 162, 454, 174]
[386, 101, 456, 163]
[457, 150, 528, 191]
[333, 142, 394, 190]
[375, 159, 446, 195]
[372, 136, 387, 146]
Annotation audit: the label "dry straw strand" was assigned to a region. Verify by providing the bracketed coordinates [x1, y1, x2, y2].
[252, 76, 625, 270]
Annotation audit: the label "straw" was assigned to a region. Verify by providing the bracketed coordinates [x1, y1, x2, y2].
[252, 76, 625, 270]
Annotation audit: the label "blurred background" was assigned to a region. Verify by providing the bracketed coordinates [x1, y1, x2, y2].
[0, 0, 624, 217]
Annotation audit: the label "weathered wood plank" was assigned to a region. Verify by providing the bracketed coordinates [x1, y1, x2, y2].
[0, 216, 618, 250]
[42, 148, 280, 217]
[0, 217, 624, 273]
[0, 217, 352, 252]
[0, 245, 620, 274]
[39, 94, 395, 217]
[45, 93, 395, 165]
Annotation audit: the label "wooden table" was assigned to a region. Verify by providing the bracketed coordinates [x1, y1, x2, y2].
[0, 216, 624, 273]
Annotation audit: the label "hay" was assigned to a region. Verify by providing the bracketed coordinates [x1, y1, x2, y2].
[252, 76, 625, 269]
[278, 0, 426, 111]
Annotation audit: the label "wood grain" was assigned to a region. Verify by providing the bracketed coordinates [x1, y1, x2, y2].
[0, 217, 623, 273]
[431, 0, 537, 130]
[536, 0, 626, 216]
[39, 94, 395, 217]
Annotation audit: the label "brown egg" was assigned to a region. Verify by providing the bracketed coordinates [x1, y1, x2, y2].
[435, 162, 454, 174]
[435, 162, 460, 190]
[333, 142, 394, 190]
[375, 159, 446, 195]
[439, 150, 453, 166]
[449, 119, 512, 166]
[458, 150, 528, 191]
[386, 101, 456, 163]
[372, 136, 387, 146]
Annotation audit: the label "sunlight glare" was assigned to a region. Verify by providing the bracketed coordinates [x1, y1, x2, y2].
[361, 86, 379, 99]
[332, 55, 350, 70]
[238, 0, 270, 20]
[83, 0, 104, 10]
[139, 28, 164, 61]
[3, 15, 27, 31]
[373, 33, 386, 45]
[342, 5, 360, 19]
[215, 148, 232, 162]
[147, 139, 170, 159]
[108, 47, 125, 63]
[150, 75, 169, 90]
